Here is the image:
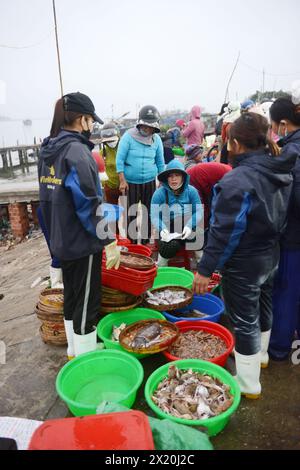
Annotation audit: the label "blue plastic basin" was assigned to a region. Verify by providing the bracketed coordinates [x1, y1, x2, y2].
[162, 293, 224, 323]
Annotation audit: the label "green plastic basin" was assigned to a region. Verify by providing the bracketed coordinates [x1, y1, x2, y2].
[152, 267, 194, 290]
[56, 349, 144, 416]
[144, 359, 241, 437]
[97, 308, 165, 359]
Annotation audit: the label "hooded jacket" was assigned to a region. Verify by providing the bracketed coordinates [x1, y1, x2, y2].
[198, 147, 298, 277]
[182, 106, 205, 146]
[150, 160, 202, 233]
[187, 162, 232, 228]
[279, 129, 300, 249]
[38, 130, 113, 261]
[116, 128, 165, 184]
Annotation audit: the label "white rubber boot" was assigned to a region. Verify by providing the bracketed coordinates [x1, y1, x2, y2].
[234, 351, 262, 399]
[195, 251, 203, 262]
[74, 329, 97, 357]
[157, 254, 169, 267]
[261, 330, 271, 369]
[63, 319, 75, 360]
[50, 266, 64, 289]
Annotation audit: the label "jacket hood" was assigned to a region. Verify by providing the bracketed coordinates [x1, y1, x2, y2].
[39, 130, 94, 166]
[190, 105, 202, 120]
[279, 128, 300, 148]
[158, 159, 190, 189]
[235, 148, 298, 188]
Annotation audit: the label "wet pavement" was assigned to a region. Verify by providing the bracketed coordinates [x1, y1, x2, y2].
[0, 235, 299, 450]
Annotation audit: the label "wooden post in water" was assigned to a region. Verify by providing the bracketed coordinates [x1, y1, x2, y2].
[18, 149, 25, 174]
[24, 149, 29, 174]
[1, 151, 8, 173]
[8, 150, 14, 177]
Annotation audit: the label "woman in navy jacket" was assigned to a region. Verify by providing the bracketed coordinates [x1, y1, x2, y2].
[269, 94, 300, 360]
[193, 113, 297, 398]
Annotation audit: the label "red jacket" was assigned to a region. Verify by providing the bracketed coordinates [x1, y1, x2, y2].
[187, 162, 231, 227]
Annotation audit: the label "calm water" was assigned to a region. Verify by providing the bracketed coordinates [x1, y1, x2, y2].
[0, 119, 50, 148]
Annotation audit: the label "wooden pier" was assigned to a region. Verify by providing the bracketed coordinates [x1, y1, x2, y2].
[0, 144, 40, 177]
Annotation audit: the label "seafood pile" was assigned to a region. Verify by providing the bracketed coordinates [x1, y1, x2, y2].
[112, 323, 127, 341]
[120, 252, 154, 270]
[168, 330, 227, 360]
[119, 320, 179, 353]
[152, 366, 233, 420]
[131, 322, 162, 349]
[173, 309, 207, 319]
[145, 289, 187, 306]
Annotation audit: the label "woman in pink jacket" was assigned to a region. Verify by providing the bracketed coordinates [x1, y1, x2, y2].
[182, 105, 205, 145]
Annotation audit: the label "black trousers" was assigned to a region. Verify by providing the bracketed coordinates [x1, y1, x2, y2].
[61, 252, 102, 335]
[221, 247, 279, 355]
[127, 181, 156, 244]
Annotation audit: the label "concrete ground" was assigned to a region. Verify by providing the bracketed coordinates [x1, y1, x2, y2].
[0, 234, 299, 450]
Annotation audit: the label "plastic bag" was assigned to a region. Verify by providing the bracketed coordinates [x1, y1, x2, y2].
[96, 401, 213, 451]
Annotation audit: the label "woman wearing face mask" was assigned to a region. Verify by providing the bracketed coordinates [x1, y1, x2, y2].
[116, 105, 165, 244]
[268, 85, 300, 361]
[192, 113, 297, 398]
[99, 122, 120, 205]
[38, 92, 120, 360]
[150, 160, 202, 267]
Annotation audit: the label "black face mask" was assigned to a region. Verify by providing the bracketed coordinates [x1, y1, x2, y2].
[81, 118, 92, 140]
[82, 129, 91, 140]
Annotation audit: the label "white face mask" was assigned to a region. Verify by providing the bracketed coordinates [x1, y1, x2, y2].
[106, 140, 118, 148]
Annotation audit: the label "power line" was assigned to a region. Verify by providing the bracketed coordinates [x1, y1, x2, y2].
[0, 30, 54, 49]
[240, 60, 300, 78]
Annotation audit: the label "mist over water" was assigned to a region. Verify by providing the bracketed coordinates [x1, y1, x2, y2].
[0, 119, 50, 148]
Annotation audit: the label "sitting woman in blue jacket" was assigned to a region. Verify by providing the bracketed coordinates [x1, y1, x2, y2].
[150, 160, 203, 266]
[116, 105, 165, 244]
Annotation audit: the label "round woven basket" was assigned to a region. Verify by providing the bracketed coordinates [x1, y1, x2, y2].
[143, 286, 193, 312]
[120, 252, 155, 271]
[39, 321, 67, 346]
[36, 288, 66, 346]
[101, 296, 143, 314]
[35, 304, 64, 321]
[39, 288, 64, 310]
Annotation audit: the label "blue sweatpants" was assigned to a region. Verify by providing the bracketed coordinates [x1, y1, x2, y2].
[269, 249, 300, 360]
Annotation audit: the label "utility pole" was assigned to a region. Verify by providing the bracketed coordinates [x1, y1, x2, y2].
[52, 0, 64, 96]
[262, 68, 265, 94]
[224, 51, 240, 104]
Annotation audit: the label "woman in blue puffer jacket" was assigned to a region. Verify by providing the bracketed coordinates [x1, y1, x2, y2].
[116, 105, 165, 244]
[150, 160, 203, 266]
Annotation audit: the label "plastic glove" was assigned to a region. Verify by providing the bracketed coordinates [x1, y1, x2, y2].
[105, 241, 121, 270]
[182, 226, 192, 240]
[160, 229, 170, 242]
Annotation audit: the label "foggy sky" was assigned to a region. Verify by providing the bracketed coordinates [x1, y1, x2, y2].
[0, 0, 300, 123]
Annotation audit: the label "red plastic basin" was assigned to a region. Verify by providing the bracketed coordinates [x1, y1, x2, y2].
[102, 263, 157, 280]
[116, 235, 132, 247]
[102, 270, 156, 296]
[28, 411, 154, 450]
[162, 320, 234, 367]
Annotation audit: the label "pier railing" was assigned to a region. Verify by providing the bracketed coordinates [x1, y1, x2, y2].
[0, 144, 41, 177]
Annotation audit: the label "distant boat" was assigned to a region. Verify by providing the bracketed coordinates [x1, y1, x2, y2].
[23, 119, 32, 126]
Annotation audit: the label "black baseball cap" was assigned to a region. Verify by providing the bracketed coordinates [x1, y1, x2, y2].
[63, 92, 103, 124]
